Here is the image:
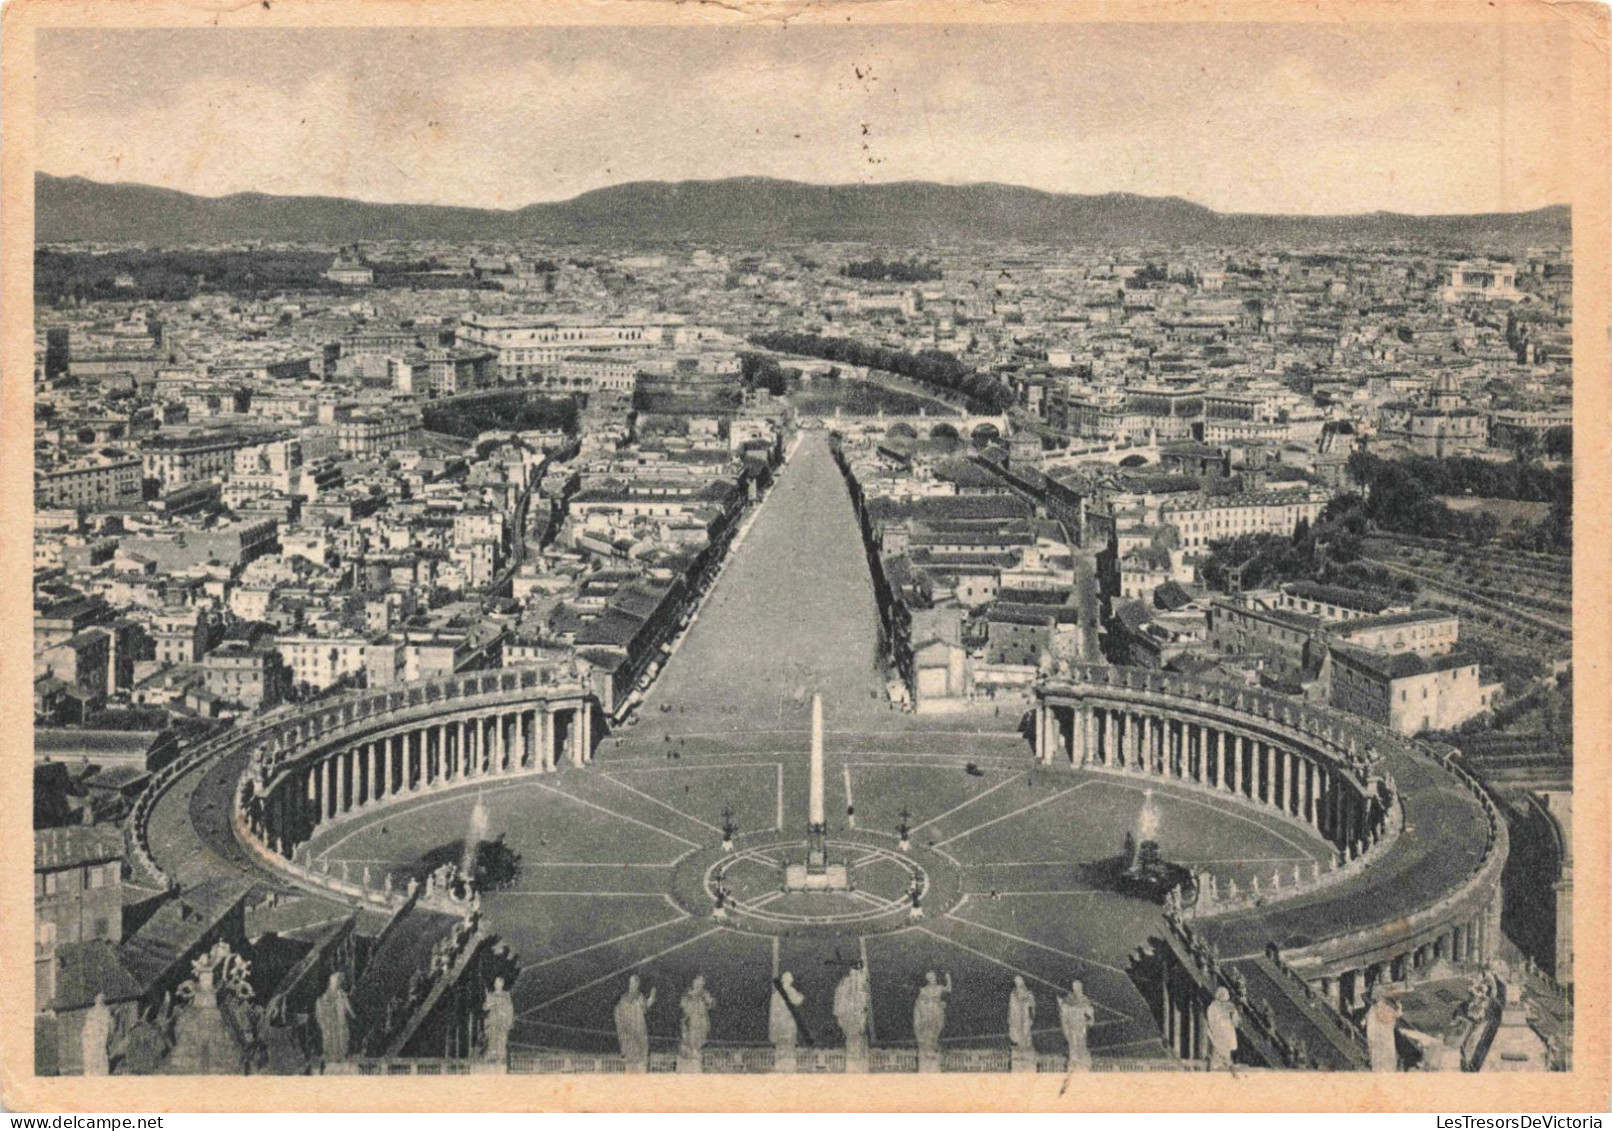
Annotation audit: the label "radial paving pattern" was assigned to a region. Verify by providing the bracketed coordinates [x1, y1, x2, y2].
[300, 433, 1335, 1059]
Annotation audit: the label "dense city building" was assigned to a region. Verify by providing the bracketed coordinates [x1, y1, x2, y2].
[30, 215, 1574, 1082]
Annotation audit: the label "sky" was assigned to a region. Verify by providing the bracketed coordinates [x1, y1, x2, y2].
[35, 22, 1573, 216]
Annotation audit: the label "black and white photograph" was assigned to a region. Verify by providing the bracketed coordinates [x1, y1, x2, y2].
[5, 0, 1607, 1113]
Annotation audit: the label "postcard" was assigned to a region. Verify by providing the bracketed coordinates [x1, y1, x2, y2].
[1, 0, 1606, 1113]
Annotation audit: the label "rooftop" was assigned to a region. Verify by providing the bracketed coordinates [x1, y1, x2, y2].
[1329, 643, 1480, 680]
[35, 824, 125, 871]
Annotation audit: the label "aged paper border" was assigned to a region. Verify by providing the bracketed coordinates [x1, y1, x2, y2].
[1, 0, 1606, 1112]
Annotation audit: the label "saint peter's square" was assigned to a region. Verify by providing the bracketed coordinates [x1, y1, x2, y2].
[120, 430, 1517, 1074]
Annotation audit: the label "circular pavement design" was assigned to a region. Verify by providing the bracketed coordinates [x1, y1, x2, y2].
[679, 833, 955, 935]
[301, 742, 1334, 1056]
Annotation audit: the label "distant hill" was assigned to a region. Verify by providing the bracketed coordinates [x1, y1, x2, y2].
[35, 172, 1571, 249]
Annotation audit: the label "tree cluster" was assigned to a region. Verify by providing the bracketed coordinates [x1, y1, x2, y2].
[422, 393, 578, 439]
[1346, 451, 1570, 553]
[1198, 495, 1416, 597]
[1124, 263, 1198, 289]
[34, 248, 493, 304]
[36, 249, 331, 303]
[738, 352, 790, 396]
[749, 331, 1014, 413]
[840, 258, 941, 283]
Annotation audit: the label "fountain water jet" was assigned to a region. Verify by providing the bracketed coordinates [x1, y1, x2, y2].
[463, 793, 491, 874]
[1128, 789, 1162, 873]
[1136, 788, 1160, 843]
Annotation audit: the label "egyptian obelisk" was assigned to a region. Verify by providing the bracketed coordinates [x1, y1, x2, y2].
[807, 693, 827, 870]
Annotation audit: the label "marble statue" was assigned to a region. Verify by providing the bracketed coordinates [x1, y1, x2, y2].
[832, 965, 872, 1055]
[1058, 980, 1095, 1071]
[314, 971, 356, 1063]
[613, 974, 655, 1071]
[482, 976, 515, 1064]
[1366, 987, 1402, 1072]
[679, 975, 715, 1061]
[1205, 986, 1239, 1070]
[912, 972, 952, 1062]
[1007, 975, 1036, 1054]
[81, 992, 114, 1076]
[769, 972, 805, 1051]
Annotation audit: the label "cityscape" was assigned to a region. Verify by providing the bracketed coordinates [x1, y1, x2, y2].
[27, 22, 1577, 1086]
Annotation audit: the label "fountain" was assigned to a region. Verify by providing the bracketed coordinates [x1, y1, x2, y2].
[463, 793, 491, 874]
[1117, 788, 1191, 903]
[1129, 788, 1161, 871]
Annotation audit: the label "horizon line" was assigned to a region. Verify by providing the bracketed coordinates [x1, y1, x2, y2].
[34, 169, 1571, 223]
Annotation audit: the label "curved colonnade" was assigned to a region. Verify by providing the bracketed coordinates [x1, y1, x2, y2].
[226, 666, 597, 907]
[1034, 663, 1508, 1011]
[124, 656, 1507, 1055]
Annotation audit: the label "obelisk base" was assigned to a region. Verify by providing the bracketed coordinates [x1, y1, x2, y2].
[807, 823, 829, 872]
[784, 863, 850, 891]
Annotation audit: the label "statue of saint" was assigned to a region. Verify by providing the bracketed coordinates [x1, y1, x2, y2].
[314, 972, 355, 1063]
[679, 975, 715, 1061]
[912, 972, 952, 1060]
[1205, 986, 1239, 1070]
[613, 974, 655, 1070]
[1366, 988, 1402, 1072]
[832, 965, 872, 1053]
[1007, 975, 1036, 1055]
[81, 993, 114, 1076]
[1057, 980, 1095, 1070]
[482, 976, 515, 1064]
[769, 972, 805, 1052]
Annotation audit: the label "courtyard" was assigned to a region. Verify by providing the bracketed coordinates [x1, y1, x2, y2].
[300, 433, 1334, 1059]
